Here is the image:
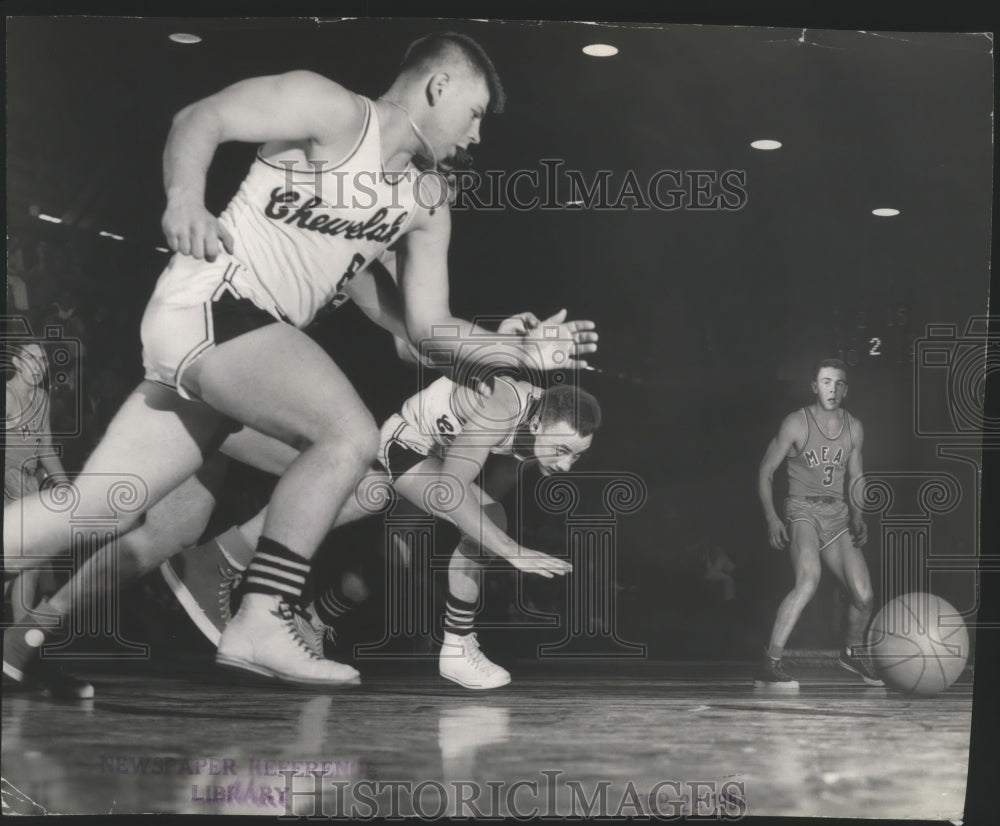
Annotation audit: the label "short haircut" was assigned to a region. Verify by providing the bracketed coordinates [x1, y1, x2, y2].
[815, 358, 849, 379]
[400, 32, 506, 114]
[540, 385, 602, 436]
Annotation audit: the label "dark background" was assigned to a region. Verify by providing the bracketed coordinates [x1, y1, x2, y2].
[5, 17, 993, 661]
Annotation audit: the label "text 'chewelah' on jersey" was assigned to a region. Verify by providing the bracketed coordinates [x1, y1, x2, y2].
[153, 96, 430, 328]
[786, 407, 855, 498]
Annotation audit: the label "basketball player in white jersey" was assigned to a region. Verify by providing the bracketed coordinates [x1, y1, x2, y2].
[2, 33, 597, 691]
[3, 257, 573, 695]
[755, 359, 883, 688]
[164, 367, 597, 689]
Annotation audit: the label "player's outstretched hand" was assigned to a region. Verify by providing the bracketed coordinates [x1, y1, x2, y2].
[162, 200, 235, 262]
[504, 547, 573, 579]
[523, 309, 599, 371]
[767, 518, 789, 550]
[498, 311, 542, 336]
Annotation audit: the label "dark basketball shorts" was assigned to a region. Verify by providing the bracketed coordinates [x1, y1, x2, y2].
[785, 496, 850, 550]
[377, 415, 434, 480]
[141, 279, 282, 401]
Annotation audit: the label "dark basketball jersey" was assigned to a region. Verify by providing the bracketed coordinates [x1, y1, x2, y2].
[786, 407, 855, 498]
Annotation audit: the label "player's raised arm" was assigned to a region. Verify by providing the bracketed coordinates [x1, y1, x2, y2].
[395, 206, 598, 374]
[846, 417, 868, 547]
[162, 71, 364, 261]
[758, 412, 805, 550]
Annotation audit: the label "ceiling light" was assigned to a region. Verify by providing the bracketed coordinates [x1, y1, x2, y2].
[872, 208, 900, 217]
[37, 213, 62, 224]
[169, 33, 202, 44]
[99, 231, 125, 241]
[750, 139, 782, 150]
[582, 44, 618, 57]
[155, 247, 170, 253]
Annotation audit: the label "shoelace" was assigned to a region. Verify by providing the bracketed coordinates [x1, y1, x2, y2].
[463, 634, 490, 671]
[276, 601, 324, 660]
[217, 567, 245, 622]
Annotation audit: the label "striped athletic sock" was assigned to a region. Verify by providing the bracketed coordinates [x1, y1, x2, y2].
[241, 537, 310, 602]
[444, 596, 477, 637]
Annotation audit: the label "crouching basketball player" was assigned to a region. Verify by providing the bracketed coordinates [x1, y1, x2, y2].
[166, 374, 599, 688]
[755, 359, 883, 689]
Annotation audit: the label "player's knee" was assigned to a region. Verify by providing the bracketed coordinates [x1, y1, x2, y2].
[852, 587, 873, 612]
[308, 414, 379, 468]
[795, 572, 821, 598]
[341, 416, 379, 467]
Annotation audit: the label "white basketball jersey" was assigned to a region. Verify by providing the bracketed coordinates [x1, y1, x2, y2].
[151, 96, 428, 328]
[385, 376, 543, 459]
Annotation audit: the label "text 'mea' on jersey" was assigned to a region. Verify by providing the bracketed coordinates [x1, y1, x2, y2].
[786, 407, 855, 498]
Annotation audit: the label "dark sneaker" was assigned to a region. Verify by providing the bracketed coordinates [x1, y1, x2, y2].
[160, 538, 246, 646]
[839, 646, 885, 686]
[3, 626, 94, 699]
[753, 655, 800, 689]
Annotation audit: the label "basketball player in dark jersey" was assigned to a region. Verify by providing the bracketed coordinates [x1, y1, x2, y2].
[755, 359, 883, 688]
[3, 33, 597, 692]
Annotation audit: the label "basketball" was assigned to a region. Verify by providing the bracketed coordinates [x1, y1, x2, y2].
[866, 592, 969, 696]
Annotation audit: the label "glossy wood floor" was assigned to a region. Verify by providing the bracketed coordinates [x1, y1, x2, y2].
[2, 661, 972, 819]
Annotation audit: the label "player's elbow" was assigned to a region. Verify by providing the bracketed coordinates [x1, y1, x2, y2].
[170, 99, 223, 143]
[394, 336, 419, 364]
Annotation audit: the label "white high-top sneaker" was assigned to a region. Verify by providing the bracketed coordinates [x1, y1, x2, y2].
[438, 631, 510, 689]
[216, 593, 359, 686]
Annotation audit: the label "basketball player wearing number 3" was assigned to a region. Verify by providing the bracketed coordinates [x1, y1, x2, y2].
[755, 358, 884, 689]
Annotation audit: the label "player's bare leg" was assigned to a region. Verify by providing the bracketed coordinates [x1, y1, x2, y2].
[438, 496, 511, 690]
[42, 456, 228, 625]
[821, 534, 883, 685]
[3, 381, 227, 697]
[181, 325, 377, 686]
[3, 382, 225, 568]
[754, 522, 821, 689]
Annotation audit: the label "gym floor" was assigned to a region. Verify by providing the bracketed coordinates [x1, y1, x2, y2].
[1, 660, 972, 818]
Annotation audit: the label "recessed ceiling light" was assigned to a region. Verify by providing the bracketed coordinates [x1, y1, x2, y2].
[872, 208, 900, 217]
[169, 33, 202, 44]
[751, 139, 782, 150]
[582, 44, 618, 57]
[37, 213, 62, 224]
[99, 231, 125, 241]
[155, 247, 171, 253]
